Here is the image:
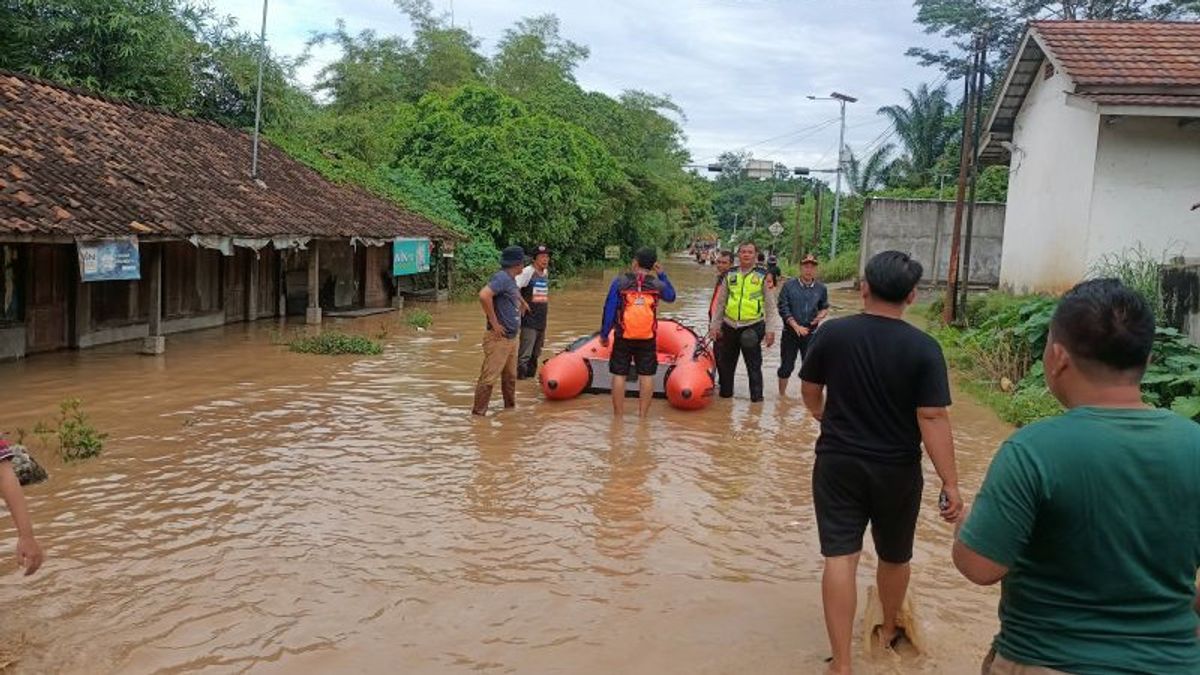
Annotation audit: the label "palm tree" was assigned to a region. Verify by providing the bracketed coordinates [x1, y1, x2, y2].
[845, 143, 895, 195]
[877, 83, 955, 187]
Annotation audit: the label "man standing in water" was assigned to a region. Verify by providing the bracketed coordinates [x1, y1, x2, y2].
[708, 250, 733, 323]
[799, 250, 963, 675]
[954, 279, 1200, 674]
[708, 242, 779, 402]
[515, 245, 551, 380]
[472, 245, 528, 416]
[776, 254, 828, 398]
[600, 247, 676, 416]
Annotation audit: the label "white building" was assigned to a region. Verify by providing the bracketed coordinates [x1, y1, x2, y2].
[981, 21, 1200, 294]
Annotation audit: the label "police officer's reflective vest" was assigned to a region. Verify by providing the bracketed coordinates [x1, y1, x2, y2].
[724, 269, 766, 323]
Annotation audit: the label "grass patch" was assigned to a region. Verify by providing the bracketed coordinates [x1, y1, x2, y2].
[405, 308, 433, 329]
[288, 331, 383, 356]
[29, 398, 107, 463]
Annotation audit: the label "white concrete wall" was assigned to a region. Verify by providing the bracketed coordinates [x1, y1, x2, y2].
[1086, 116, 1200, 268]
[860, 198, 1007, 285]
[999, 66, 1102, 293]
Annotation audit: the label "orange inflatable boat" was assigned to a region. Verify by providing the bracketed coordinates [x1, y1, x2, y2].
[539, 319, 716, 410]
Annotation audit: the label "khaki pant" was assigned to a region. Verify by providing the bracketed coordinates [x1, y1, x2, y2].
[478, 331, 518, 387]
[982, 649, 1068, 675]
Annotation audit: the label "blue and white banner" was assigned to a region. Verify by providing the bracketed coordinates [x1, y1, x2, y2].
[78, 237, 141, 282]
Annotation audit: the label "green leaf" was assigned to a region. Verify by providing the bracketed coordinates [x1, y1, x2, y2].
[1170, 396, 1200, 420]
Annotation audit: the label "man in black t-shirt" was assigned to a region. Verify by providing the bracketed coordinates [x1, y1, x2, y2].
[799, 250, 964, 675]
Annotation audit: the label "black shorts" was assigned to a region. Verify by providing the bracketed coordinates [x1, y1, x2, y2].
[812, 452, 923, 563]
[610, 337, 657, 377]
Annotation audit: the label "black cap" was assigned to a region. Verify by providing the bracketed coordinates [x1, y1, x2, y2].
[532, 244, 550, 257]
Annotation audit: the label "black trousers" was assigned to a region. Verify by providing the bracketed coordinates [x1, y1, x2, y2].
[777, 329, 812, 379]
[717, 321, 766, 401]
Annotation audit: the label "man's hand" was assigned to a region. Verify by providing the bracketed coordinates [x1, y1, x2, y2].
[707, 328, 721, 342]
[764, 331, 775, 348]
[653, 262, 663, 275]
[939, 483, 965, 523]
[17, 534, 42, 576]
[796, 325, 810, 337]
[491, 325, 508, 340]
[519, 300, 531, 315]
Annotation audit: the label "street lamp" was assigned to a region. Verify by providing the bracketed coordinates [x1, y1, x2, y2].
[807, 92, 857, 257]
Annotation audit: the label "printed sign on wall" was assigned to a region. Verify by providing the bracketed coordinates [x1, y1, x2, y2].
[393, 238, 431, 276]
[78, 237, 141, 282]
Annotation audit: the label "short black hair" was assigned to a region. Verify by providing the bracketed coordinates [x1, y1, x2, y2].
[1051, 278, 1155, 377]
[738, 241, 757, 253]
[634, 247, 657, 269]
[717, 250, 734, 262]
[864, 251, 923, 303]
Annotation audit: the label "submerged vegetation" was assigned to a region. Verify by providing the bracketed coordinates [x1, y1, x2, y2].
[404, 308, 434, 330]
[287, 331, 384, 356]
[28, 398, 107, 463]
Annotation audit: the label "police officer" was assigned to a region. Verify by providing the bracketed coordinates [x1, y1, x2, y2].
[707, 242, 780, 402]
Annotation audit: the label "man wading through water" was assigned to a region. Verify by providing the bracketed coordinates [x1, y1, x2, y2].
[776, 253, 828, 398]
[708, 242, 779, 402]
[955, 279, 1200, 674]
[600, 247, 676, 417]
[800, 250, 963, 675]
[473, 246, 529, 416]
[516, 245, 551, 380]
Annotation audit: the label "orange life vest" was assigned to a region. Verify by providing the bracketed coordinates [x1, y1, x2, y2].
[619, 273, 659, 340]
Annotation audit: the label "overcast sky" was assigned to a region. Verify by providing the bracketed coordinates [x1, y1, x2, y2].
[207, 0, 953, 172]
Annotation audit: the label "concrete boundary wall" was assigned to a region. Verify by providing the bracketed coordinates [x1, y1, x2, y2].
[859, 198, 1006, 286]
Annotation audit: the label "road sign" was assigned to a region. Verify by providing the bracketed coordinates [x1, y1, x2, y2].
[768, 221, 784, 237]
[604, 245, 621, 260]
[771, 193, 796, 208]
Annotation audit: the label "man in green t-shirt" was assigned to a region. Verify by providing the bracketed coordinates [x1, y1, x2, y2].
[954, 279, 1200, 674]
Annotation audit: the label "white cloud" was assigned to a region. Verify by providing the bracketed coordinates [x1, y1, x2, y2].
[207, 0, 952, 168]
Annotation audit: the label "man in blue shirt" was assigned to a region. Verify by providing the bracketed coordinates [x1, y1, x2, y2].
[600, 247, 676, 416]
[472, 245, 529, 416]
[777, 253, 829, 397]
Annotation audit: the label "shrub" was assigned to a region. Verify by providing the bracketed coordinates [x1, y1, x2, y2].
[27, 399, 107, 463]
[821, 247, 860, 283]
[288, 331, 383, 355]
[1090, 244, 1166, 318]
[405, 308, 433, 329]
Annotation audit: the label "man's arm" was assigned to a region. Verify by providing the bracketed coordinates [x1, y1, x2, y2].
[762, 280, 780, 343]
[778, 283, 795, 322]
[599, 279, 620, 341]
[800, 381, 825, 420]
[657, 272, 677, 302]
[815, 286, 830, 323]
[708, 283, 728, 338]
[515, 265, 534, 288]
[952, 533, 1009, 586]
[0, 462, 42, 575]
[917, 406, 963, 522]
[479, 285, 504, 337]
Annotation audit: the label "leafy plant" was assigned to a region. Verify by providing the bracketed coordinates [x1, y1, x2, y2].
[1090, 244, 1167, 319]
[55, 398, 106, 462]
[288, 331, 383, 355]
[404, 308, 433, 329]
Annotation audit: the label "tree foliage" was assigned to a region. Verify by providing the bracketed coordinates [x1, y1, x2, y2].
[909, 0, 1200, 79]
[877, 83, 958, 186]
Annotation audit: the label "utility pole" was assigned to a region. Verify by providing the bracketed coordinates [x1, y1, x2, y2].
[250, 0, 269, 179]
[958, 35, 988, 324]
[792, 190, 804, 263]
[943, 36, 980, 325]
[812, 187, 822, 250]
[807, 93, 856, 258]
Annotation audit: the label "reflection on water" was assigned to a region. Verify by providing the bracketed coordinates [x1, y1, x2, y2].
[0, 260, 1010, 674]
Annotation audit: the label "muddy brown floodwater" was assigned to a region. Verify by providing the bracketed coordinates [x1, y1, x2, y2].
[0, 258, 1012, 674]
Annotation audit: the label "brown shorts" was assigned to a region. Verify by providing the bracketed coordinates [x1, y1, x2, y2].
[982, 649, 1069, 675]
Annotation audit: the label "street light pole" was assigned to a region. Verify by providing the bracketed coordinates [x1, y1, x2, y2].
[831, 98, 847, 258]
[808, 92, 857, 259]
[250, 0, 268, 179]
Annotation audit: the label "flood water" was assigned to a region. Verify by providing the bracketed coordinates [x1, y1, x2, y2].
[0, 259, 1012, 674]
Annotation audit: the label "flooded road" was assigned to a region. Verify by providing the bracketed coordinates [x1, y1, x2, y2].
[0, 260, 1011, 674]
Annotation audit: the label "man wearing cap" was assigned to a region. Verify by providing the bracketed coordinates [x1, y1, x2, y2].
[777, 253, 829, 397]
[473, 245, 530, 416]
[516, 245, 551, 380]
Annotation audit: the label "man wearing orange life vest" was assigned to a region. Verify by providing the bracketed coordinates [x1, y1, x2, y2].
[600, 247, 677, 416]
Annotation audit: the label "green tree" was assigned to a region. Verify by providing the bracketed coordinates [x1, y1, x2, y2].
[909, 0, 1200, 79]
[490, 14, 589, 99]
[396, 0, 486, 94]
[308, 22, 420, 110]
[0, 0, 204, 109]
[846, 143, 896, 195]
[877, 83, 957, 187]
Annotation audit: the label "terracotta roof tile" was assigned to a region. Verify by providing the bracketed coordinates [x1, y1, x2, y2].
[0, 71, 457, 241]
[1031, 21, 1200, 88]
[1083, 92, 1200, 106]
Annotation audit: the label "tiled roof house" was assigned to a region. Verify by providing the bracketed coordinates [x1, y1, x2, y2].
[0, 72, 458, 359]
[980, 21, 1200, 293]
